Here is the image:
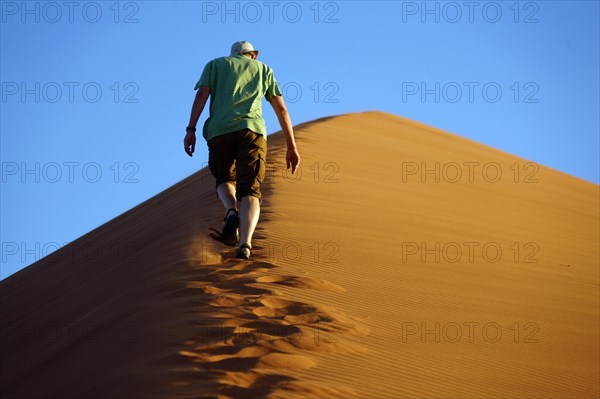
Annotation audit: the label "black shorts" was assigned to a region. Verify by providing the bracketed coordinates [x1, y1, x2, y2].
[207, 129, 267, 202]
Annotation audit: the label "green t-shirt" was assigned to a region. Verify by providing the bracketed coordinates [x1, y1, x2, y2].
[194, 55, 282, 141]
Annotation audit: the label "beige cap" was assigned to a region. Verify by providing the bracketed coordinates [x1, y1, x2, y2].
[230, 41, 259, 57]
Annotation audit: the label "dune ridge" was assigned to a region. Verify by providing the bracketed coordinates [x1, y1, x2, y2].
[1, 111, 598, 398]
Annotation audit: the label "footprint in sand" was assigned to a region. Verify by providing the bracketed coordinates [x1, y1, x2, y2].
[255, 273, 346, 292]
[176, 251, 368, 397]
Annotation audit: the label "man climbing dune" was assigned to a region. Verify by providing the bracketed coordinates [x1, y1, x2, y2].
[184, 41, 300, 260]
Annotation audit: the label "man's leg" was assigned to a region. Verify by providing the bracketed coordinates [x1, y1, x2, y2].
[217, 182, 237, 212]
[238, 195, 260, 249]
[235, 130, 266, 258]
[216, 182, 240, 246]
[208, 133, 239, 245]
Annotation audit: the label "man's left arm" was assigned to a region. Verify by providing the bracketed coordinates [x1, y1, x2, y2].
[184, 86, 210, 157]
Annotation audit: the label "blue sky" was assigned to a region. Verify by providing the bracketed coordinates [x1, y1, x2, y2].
[1, 0, 599, 279]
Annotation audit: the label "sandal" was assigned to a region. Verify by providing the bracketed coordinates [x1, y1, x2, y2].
[236, 243, 252, 260]
[220, 208, 239, 246]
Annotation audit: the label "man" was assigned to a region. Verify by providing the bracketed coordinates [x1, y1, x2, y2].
[184, 41, 300, 260]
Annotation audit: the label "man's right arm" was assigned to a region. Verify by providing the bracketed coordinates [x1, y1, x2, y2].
[184, 86, 210, 157]
[269, 95, 300, 174]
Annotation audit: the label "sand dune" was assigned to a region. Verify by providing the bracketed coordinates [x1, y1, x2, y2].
[1, 111, 598, 398]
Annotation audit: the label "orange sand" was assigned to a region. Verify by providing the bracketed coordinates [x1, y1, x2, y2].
[1, 112, 598, 398]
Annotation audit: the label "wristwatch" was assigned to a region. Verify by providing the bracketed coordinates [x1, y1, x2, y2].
[186, 126, 196, 132]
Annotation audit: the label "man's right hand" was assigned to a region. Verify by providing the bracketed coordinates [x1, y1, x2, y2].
[184, 131, 196, 157]
[286, 147, 300, 174]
